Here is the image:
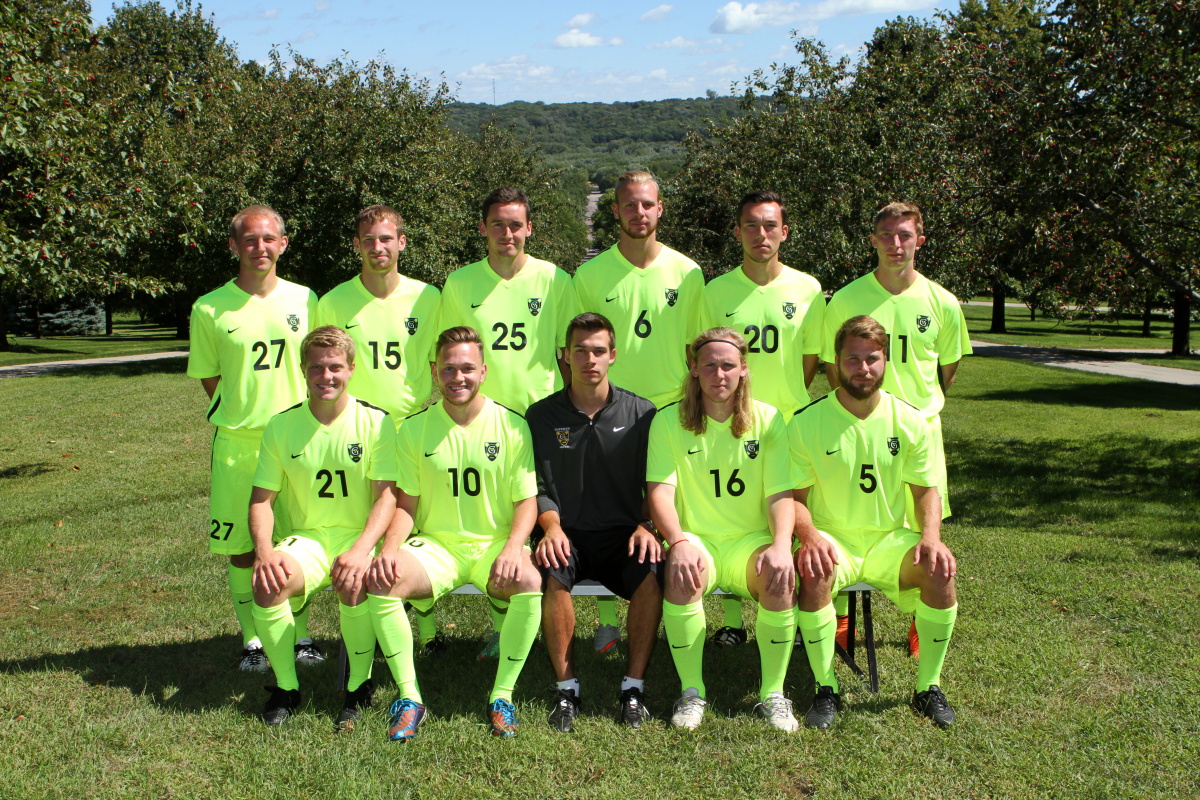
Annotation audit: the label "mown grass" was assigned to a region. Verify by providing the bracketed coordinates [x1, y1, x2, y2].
[0, 314, 188, 368]
[964, 302, 1196, 358]
[0, 357, 1197, 799]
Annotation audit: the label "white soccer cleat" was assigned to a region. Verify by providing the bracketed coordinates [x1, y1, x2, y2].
[754, 691, 799, 732]
[670, 689, 707, 730]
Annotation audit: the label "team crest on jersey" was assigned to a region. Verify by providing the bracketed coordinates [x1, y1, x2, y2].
[743, 439, 760, 459]
[555, 427, 571, 448]
[916, 314, 931, 333]
[484, 441, 500, 461]
[404, 317, 418, 336]
[664, 288, 678, 307]
[887, 437, 900, 456]
[528, 298, 543, 316]
[348, 443, 363, 463]
[782, 302, 796, 320]
[286, 314, 300, 332]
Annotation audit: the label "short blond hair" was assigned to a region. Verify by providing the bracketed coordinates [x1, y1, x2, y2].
[874, 201, 923, 237]
[435, 326, 485, 362]
[615, 170, 658, 200]
[355, 204, 404, 236]
[302, 325, 355, 366]
[230, 204, 286, 239]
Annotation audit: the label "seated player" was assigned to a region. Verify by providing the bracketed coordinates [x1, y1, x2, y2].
[366, 326, 543, 740]
[526, 312, 662, 732]
[248, 326, 399, 727]
[647, 328, 800, 731]
[791, 315, 959, 729]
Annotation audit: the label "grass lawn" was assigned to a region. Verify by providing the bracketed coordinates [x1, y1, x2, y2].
[964, 302, 1198, 365]
[0, 314, 188, 368]
[0, 357, 1197, 799]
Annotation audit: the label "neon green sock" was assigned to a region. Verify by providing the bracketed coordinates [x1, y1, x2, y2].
[490, 592, 541, 702]
[412, 602, 437, 645]
[228, 564, 258, 646]
[721, 595, 745, 629]
[368, 594, 420, 702]
[488, 597, 508, 633]
[339, 602, 375, 692]
[833, 593, 849, 617]
[252, 602, 298, 691]
[292, 601, 310, 642]
[662, 600, 706, 698]
[597, 596, 620, 627]
[755, 604, 796, 700]
[796, 603, 838, 692]
[914, 601, 957, 691]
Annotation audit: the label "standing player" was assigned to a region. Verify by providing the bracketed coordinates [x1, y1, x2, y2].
[439, 187, 579, 414]
[647, 328, 799, 731]
[248, 327, 399, 727]
[792, 315, 959, 729]
[366, 326, 543, 740]
[701, 191, 825, 646]
[575, 170, 703, 650]
[821, 201, 971, 655]
[187, 205, 317, 671]
[317, 204, 442, 653]
[526, 312, 661, 732]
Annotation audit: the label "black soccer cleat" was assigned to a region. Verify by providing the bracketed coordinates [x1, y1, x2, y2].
[711, 626, 748, 647]
[912, 685, 956, 728]
[336, 680, 375, 732]
[618, 686, 650, 729]
[548, 688, 581, 733]
[803, 685, 841, 730]
[261, 686, 301, 726]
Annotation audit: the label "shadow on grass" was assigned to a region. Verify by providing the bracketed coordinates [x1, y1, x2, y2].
[971, 378, 1199, 410]
[0, 463, 54, 480]
[950, 434, 1200, 549]
[36, 358, 190, 380]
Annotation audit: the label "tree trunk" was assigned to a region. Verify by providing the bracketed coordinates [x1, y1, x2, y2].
[0, 276, 9, 351]
[105, 294, 114, 336]
[1142, 296, 1153, 337]
[175, 293, 189, 340]
[989, 274, 1007, 334]
[34, 296, 43, 339]
[1171, 286, 1191, 356]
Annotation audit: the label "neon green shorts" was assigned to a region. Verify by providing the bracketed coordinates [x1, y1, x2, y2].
[275, 530, 364, 608]
[669, 531, 784, 599]
[820, 527, 922, 613]
[401, 534, 526, 609]
[905, 412, 950, 527]
[207, 427, 262, 555]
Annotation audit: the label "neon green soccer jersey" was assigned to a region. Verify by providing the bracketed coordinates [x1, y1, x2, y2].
[438, 257, 579, 414]
[647, 399, 795, 539]
[789, 389, 937, 535]
[316, 275, 441, 419]
[187, 278, 317, 430]
[574, 244, 704, 407]
[395, 397, 537, 544]
[254, 396, 399, 537]
[822, 272, 971, 416]
[702, 265, 824, 415]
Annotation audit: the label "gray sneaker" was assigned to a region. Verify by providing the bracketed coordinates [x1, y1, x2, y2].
[754, 691, 799, 732]
[669, 689, 706, 730]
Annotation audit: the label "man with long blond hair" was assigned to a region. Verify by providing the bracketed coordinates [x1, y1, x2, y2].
[646, 327, 800, 731]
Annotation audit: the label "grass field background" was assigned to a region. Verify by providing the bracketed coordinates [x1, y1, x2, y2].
[1, 356, 1198, 799]
[0, 315, 189, 368]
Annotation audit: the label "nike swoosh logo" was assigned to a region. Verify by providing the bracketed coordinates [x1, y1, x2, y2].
[291, 453, 304, 459]
[424, 451, 438, 457]
[687, 448, 701, 455]
[346, 323, 360, 329]
[507, 656, 522, 661]
[471, 302, 483, 308]
[613, 426, 626, 432]
[770, 639, 791, 644]
[385, 651, 403, 660]
[725, 312, 737, 318]
[605, 296, 619, 302]
[671, 644, 688, 649]
[933, 637, 949, 643]
[807, 637, 826, 644]
[226, 327, 241, 334]
[354, 649, 372, 655]
[825, 449, 840, 455]
[238, 600, 252, 605]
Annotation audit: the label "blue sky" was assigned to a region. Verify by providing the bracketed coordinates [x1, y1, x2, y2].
[94, 0, 943, 104]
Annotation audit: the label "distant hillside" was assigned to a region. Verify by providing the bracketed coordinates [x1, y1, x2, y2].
[446, 97, 753, 187]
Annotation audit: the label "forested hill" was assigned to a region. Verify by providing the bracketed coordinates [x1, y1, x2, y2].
[446, 97, 753, 187]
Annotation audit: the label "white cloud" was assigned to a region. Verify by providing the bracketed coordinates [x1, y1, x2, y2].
[640, 4, 673, 22]
[648, 68, 669, 81]
[460, 55, 556, 82]
[553, 28, 622, 48]
[566, 12, 596, 27]
[259, 8, 279, 20]
[711, 0, 932, 34]
[648, 35, 696, 49]
[314, 1, 329, 10]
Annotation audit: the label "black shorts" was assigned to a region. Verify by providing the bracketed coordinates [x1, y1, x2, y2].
[535, 525, 659, 600]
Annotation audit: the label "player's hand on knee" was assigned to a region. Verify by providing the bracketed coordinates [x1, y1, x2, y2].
[668, 541, 705, 594]
[757, 542, 796, 597]
[914, 537, 956, 579]
[795, 538, 838, 580]
[535, 527, 571, 569]
[253, 551, 292, 596]
[628, 526, 663, 564]
[332, 549, 372, 596]
[367, 550, 403, 593]
[490, 543, 524, 589]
